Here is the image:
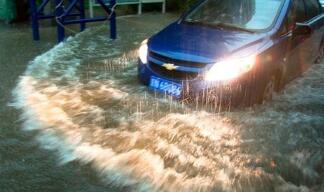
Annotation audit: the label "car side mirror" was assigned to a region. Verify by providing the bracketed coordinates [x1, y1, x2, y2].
[293, 23, 313, 37]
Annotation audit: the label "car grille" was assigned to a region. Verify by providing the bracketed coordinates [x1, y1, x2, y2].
[149, 61, 199, 80]
[149, 51, 207, 68]
[148, 51, 208, 80]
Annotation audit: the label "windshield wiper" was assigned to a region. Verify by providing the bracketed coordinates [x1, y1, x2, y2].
[184, 20, 209, 26]
[212, 23, 255, 33]
[184, 20, 255, 33]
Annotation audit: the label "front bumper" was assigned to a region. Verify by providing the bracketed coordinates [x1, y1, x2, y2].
[138, 60, 252, 101]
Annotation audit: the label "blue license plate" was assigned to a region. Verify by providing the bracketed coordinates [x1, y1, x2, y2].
[149, 76, 182, 98]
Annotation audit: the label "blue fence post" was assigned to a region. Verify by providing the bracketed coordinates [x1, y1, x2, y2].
[110, 0, 117, 39]
[29, 0, 117, 42]
[79, 0, 86, 31]
[29, 0, 40, 41]
[55, 0, 65, 42]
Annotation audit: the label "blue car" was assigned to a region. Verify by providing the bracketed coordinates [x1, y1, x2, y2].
[138, 0, 324, 105]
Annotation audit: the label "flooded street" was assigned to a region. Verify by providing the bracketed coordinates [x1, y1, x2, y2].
[2, 13, 324, 192]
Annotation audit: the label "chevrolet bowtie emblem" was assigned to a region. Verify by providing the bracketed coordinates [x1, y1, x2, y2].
[162, 63, 178, 71]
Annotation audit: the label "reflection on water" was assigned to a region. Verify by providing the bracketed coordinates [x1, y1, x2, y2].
[12, 15, 324, 192]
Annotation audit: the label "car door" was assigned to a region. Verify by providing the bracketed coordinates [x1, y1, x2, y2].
[302, 0, 324, 68]
[283, 0, 308, 81]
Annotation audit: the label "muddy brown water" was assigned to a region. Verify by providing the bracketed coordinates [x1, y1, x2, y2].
[1, 14, 324, 192]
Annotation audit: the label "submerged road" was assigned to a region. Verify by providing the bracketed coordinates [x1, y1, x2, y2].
[1, 14, 323, 192]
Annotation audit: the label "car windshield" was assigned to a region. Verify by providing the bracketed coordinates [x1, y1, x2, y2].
[184, 0, 285, 31]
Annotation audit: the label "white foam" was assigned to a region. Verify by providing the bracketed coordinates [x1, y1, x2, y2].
[11, 20, 324, 191]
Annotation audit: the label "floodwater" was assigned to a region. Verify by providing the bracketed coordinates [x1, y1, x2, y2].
[2, 14, 324, 192]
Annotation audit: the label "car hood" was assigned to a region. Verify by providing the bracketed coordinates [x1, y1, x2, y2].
[149, 22, 267, 64]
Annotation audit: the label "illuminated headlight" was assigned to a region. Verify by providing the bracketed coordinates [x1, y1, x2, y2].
[205, 55, 256, 81]
[139, 39, 148, 64]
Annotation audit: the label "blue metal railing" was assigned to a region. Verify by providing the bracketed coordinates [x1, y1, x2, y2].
[29, 0, 116, 42]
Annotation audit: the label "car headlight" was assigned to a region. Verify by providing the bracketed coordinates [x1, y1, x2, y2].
[139, 39, 148, 64]
[205, 55, 256, 81]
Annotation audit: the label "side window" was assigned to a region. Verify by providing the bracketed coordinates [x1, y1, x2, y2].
[279, 9, 293, 35]
[283, 0, 306, 31]
[279, 0, 306, 35]
[294, 0, 307, 23]
[304, 0, 321, 20]
[278, 17, 289, 35]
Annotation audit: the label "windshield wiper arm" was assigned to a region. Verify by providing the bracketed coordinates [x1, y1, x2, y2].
[184, 20, 209, 26]
[184, 20, 255, 33]
[213, 23, 255, 33]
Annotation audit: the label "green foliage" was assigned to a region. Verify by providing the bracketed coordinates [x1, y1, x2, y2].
[166, 0, 198, 12]
[181, 0, 198, 11]
[0, 0, 16, 22]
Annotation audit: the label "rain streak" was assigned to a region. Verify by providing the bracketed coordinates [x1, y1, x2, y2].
[11, 15, 324, 192]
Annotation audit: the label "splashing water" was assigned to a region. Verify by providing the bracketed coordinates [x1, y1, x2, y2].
[11, 15, 324, 192]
